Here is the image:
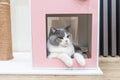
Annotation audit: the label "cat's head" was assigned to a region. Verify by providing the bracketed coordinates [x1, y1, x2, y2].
[48, 25, 72, 47]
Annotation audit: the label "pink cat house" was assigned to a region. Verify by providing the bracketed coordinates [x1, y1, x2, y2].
[32, 0, 102, 75]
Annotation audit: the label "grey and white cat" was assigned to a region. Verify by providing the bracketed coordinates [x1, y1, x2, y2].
[47, 25, 86, 67]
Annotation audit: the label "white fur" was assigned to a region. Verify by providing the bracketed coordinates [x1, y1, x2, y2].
[74, 53, 86, 66]
[57, 54, 73, 67]
[48, 33, 86, 67]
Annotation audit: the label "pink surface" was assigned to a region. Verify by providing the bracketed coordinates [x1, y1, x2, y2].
[32, 0, 99, 68]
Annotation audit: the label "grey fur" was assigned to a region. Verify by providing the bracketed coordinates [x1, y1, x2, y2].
[48, 26, 71, 46]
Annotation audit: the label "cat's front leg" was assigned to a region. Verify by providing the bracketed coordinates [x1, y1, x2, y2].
[57, 54, 73, 67]
[74, 53, 86, 66]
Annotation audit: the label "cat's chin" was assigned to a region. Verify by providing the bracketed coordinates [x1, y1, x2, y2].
[61, 45, 69, 47]
[60, 43, 71, 47]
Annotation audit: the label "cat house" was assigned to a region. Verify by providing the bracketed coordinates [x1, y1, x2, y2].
[32, 0, 102, 75]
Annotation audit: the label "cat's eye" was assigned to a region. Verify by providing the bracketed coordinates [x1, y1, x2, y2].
[67, 35, 70, 38]
[58, 37, 63, 39]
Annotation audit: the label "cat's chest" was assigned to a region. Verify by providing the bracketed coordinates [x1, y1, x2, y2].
[48, 42, 75, 56]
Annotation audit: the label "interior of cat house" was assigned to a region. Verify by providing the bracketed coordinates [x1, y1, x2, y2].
[46, 14, 92, 58]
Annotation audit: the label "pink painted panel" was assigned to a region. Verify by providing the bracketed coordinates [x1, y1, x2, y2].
[32, 0, 99, 68]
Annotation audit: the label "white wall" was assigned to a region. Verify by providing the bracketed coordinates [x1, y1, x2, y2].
[10, 0, 31, 52]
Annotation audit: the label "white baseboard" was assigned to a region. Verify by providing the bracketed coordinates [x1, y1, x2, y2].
[0, 52, 103, 75]
[32, 68, 103, 75]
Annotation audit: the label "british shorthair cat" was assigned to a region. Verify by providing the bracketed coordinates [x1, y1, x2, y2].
[47, 25, 86, 67]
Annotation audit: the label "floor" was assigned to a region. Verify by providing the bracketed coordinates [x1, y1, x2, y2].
[0, 57, 119, 80]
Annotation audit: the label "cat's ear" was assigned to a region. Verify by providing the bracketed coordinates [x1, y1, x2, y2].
[50, 27, 56, 33]
[65, 25, 71, 31]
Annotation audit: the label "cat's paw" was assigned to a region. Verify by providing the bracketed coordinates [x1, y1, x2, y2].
[74, 53, 86, 66]
[58, 54, 73, 67]
[65, 58, 73, 67]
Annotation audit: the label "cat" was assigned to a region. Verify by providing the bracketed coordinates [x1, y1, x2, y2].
[47, 25, 86, 67]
